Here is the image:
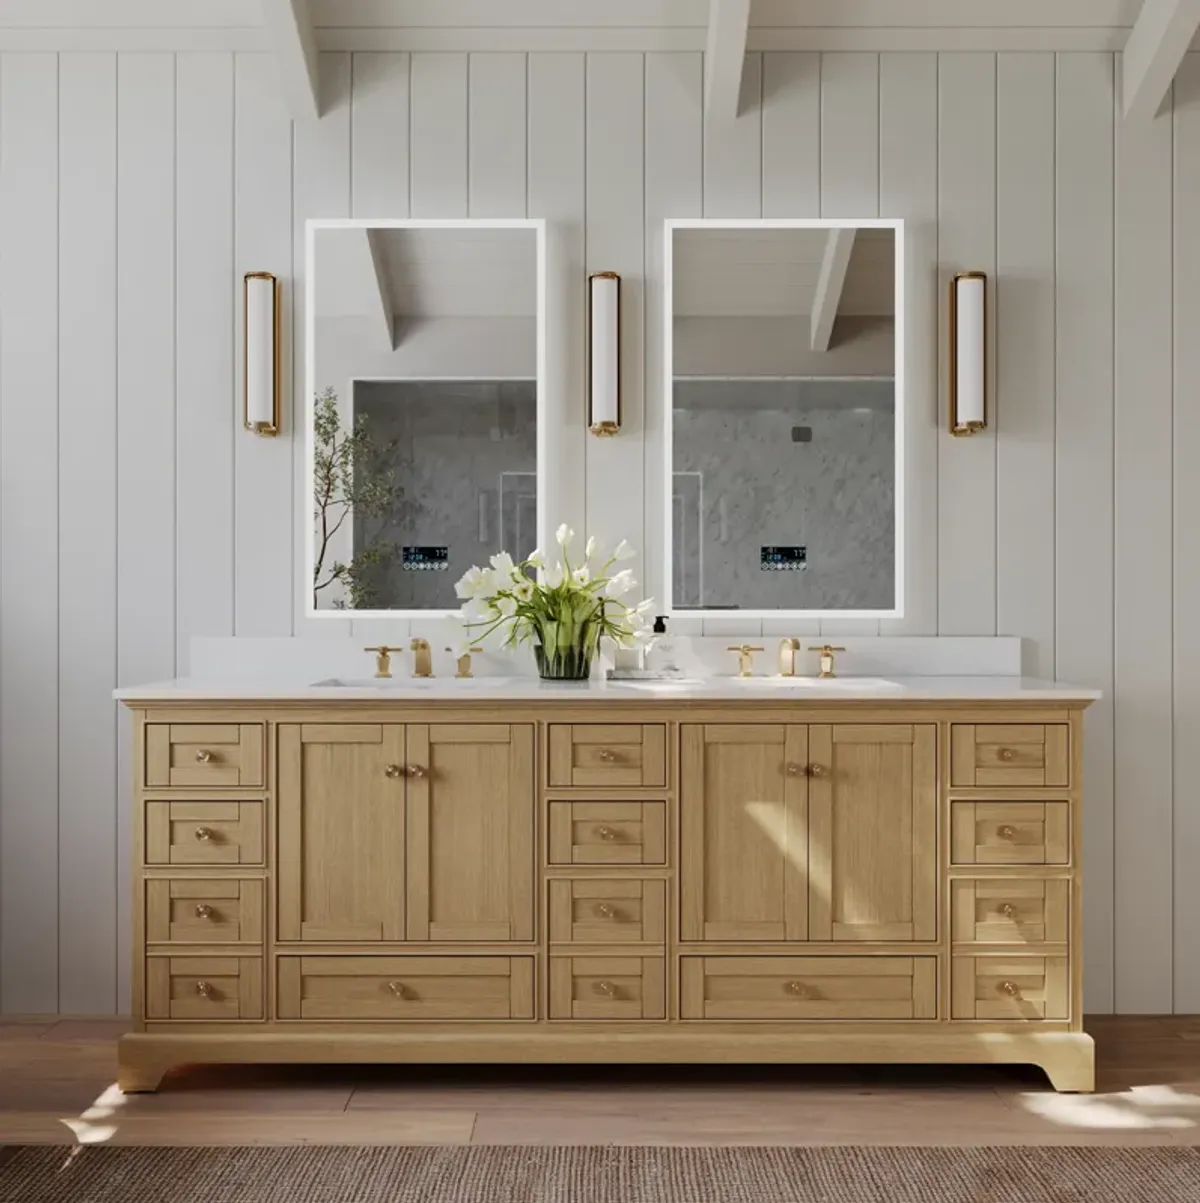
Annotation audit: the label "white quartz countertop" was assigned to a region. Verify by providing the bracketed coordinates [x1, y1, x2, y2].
[114, 675, 1101, 704]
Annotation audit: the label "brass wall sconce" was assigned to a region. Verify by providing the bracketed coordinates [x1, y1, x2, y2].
[949, 271, 987, 436]
[588, 270, 621, 436]
[244, 271, 281, 436]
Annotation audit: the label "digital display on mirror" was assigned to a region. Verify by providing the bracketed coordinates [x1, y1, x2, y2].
[402, 546, 449, 572]
[761, 546, 807, 572]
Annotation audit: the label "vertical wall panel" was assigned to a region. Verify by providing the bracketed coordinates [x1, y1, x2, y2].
[176, 53, 235, 672]
[1114, 64, 1174, 1014]
[996, 54, 1056, 678]
[645, 52, 703, 611]
[762, 53, 820, 219]
[116, 52, 177, 1010]
[350, 52, 410, 216]
[529, 53, 587, 564]
[1055, 52, 1116, 1015]
[293, 53, 352, 636]
[0, 54, 59, 1013]
[937, 54, 997, 636]
[703, 53, 762, 219]
[58, 51, 118, 1015]
[468, 52, 527, 217]
[879, 53, 938, 638]
[410, 53, 468, 219]
[585, 54, 644, 576]
[1174, 54, 1200, 1013]
[234, 54, 294, 638]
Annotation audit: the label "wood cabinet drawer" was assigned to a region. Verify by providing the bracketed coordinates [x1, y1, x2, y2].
[950, 724, 1068, 788]
[951, 879, 1069, 945]
[548, 801, 666, 865]
[549, 956, 666, 1020]
[276, 956, 535, 1021]
[680, 957, 938, 1021]
[144, 800, 265, 865]
[950, 802, 1069, 866]
[145, 723, 265, 788]
[952, 955, 1068, 1020]
[549, 879, 666, 944]
[146, 956, 263, 1020]
[145, 878, 264, 945]
[548, 725, 667, 788]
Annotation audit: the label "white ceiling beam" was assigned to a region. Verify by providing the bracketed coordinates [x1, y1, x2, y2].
[259, 0, 320, 120]
[704, 0, 752, 120]
[810, 228, 856, 353]
[363, 230, 398, 353]
[1123, 0, 1200, 120]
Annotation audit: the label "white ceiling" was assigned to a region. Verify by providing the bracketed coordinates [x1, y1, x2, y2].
[673, 227, 894, 319]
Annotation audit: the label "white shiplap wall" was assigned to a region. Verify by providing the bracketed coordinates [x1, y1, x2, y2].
[0, 49, 1195, 1016]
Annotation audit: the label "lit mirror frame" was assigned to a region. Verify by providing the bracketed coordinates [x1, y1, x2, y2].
[304, 217, 548, 619]
[661, 217, 905, 621]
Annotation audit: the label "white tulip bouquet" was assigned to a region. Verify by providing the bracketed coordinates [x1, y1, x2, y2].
[455, 525, 654, 679]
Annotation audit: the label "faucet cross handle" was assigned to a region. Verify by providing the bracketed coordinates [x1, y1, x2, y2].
[364, 645, 403, 679]
[447, 645, 485, 679]
[727, 644, 765, 678]
[811, 644, 847, 679]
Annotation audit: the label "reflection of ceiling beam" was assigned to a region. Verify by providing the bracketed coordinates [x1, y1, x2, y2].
[705, 0, 752, 120]
[259, 0, 320, 119]
[363, 229, 397, 352]
[810, 228, 856, 352]
[1123, 0, 1200, 120]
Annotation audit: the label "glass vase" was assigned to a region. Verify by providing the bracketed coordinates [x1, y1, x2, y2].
[534, 621, 599, 681]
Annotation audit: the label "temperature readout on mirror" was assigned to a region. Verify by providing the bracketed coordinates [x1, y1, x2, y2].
[402, 546, 449, 572]
[760, 546, 808, 571]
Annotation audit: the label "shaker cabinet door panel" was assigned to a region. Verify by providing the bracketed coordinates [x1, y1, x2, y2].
[808, 724, 938, 942]
[406, 724, 535, 942]
[276, 724, 406, 943]
[680, 724, 809, 942]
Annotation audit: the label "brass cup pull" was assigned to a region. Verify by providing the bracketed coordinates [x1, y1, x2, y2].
[194, 826, 214, 842]
[998, 980, 1021, 998]
[407, 765, 427, 779]
[808, 764, 826, 778]
[997, 824, 1016, 839]
[998, 747, 1016, 762]
[998, 902, 1018, 919]
[385, 764, 403, 778]
[785, 981, 809, 998]
[194, 904, 214, 920]
[195, 748, 213, 764]
[195, 980, 214, 998]
[596, 826, 618, 841]
[786, 763, 804, 777]
[594, 980, 617, 997]
[597, 749, 617, 762]
[387, 981, 409, 999]
[595, 903, 616, 919]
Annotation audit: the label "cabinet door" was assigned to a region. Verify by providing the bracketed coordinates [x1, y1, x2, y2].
[277, 724, 406, 942]
[406, 724, 535, 942]
[680, 724, 808, 942]
[808, 724, 937, 942]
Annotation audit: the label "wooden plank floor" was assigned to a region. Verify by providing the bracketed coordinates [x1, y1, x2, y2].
[1, 1017, 1199, 1146]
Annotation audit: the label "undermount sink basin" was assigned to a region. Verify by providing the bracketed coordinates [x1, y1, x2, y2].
[312, 676, 521, 690]
[731, 676, 900, 690]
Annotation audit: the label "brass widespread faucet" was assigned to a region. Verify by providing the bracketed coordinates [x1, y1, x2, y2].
[364, 645, 403, 679]
[410, 638, 434, 679]
[727, 644, 765, 678]
[777, 637, 802, 677]
[447, 645, 484, 679]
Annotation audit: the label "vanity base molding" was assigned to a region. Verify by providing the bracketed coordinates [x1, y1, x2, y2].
[117, 1028, 1094, 1094]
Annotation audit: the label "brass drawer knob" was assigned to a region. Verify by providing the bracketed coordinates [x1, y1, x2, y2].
[998, 902, 1018, 919]
[808, 764, 826, 778]
[194, 826, 214, 842]
[597, 749, 617, 762]
[998, 747, 1015, 762]
[593, 980, 617, 997]
[998, 980, 1021, 997]
[194, 904, 214, 920]
[387, 981, 409, 999]
[385, 764, 403, 778]
[595, 903, 616, 919]
[785, 981, 810, 998]
[195, 748, 213, 764]
[596, 826, 618, 841]
[195, 980, 214, 998]
[786, 763, 804, 777]
[407, 765, 427, 778]
[997, 825, 1016, 839]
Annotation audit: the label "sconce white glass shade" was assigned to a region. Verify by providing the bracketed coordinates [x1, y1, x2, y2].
[589, 271, 620, 436]
[950, 272, 986, 435]
[244, 272, 279, 435]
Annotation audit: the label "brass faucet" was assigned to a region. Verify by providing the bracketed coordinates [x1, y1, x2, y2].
[777, 637, 801, 677]
[447, 645, 484, 679]
[410, 638, 434, 679]
[727, 644, 765, 678]
[811, 644, 847, 679]
[364, 645, 403, 679]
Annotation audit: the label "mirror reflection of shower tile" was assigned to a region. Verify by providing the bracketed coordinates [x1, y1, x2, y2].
[672, 471, 703, 609]
[500, 471, 537, 565]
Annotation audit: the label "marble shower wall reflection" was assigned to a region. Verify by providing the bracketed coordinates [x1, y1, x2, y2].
[672, 379, 895, 610]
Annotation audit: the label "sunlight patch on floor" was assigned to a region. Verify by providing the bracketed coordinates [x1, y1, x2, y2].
[1018, 1083, 1200, 1130]
[60, 1083, 127, 1145]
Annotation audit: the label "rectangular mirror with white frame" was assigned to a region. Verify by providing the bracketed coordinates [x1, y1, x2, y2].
[305, 218, 546, 617]
[664, 218, 904, 619]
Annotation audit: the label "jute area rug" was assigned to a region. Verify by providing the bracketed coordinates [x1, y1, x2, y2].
[2, 1144, 1199, 1203]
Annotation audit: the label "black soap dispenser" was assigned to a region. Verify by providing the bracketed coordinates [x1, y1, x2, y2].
[648, 615, 680, 677]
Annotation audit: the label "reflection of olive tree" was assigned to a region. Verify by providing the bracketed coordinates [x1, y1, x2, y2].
[312, 388, 404, 610]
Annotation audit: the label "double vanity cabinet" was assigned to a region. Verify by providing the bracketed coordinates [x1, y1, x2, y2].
[117, 679, 1096, 1092]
